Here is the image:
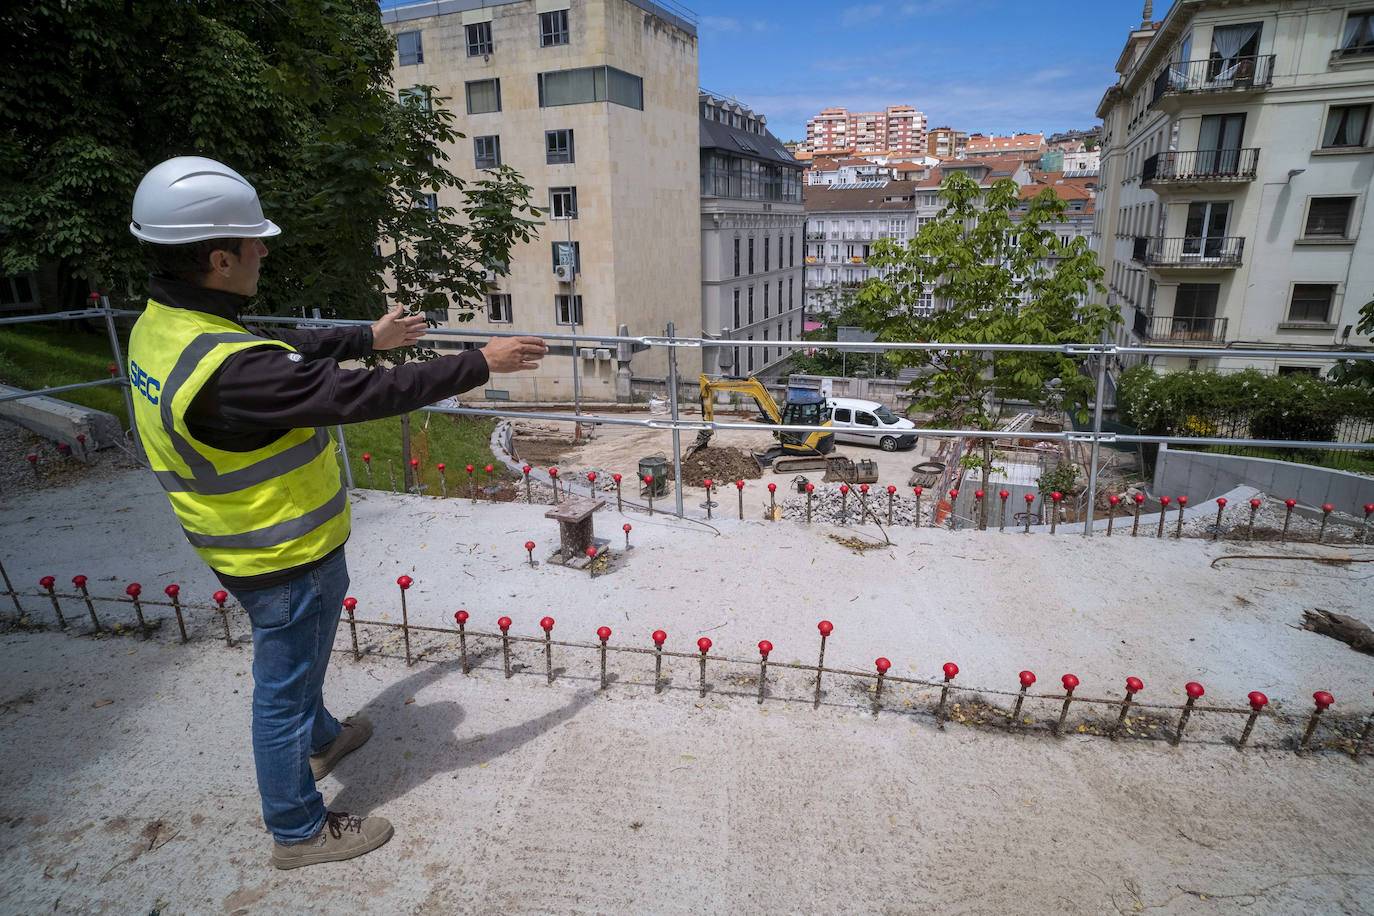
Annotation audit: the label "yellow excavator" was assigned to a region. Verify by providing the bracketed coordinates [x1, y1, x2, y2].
[686, 375, 834, 466]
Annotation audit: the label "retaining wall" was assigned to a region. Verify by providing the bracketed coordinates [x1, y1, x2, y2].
[1153, 444, 1374, 511]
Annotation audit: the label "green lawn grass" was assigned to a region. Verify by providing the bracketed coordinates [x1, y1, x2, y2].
[340, 412, 502, 494]
[0, 322, 131, 423]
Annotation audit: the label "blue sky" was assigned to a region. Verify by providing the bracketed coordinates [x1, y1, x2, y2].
[691, 0, 1172, 142]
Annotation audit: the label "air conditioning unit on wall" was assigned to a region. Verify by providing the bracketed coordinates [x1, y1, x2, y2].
[554, 264, 575, 282]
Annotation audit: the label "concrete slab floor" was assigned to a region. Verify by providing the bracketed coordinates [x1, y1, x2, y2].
[1, 468, 1373, 914]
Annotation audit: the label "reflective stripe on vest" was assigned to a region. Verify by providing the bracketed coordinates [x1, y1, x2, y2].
[129, 300, 350, 578]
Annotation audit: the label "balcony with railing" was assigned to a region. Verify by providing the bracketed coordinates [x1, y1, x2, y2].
[1141, 148, 1259, 187]
[1132, 235, 1245, 269]
[1133, 310, 1229, 345]
[1150, 55, 1274, 108]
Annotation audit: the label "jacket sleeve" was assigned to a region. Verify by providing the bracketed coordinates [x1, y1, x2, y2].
[246, 323, 373, 362]
[186, 346, 490, 431]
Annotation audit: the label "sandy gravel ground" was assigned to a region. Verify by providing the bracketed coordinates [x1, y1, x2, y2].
[1, 468, 1372, 914]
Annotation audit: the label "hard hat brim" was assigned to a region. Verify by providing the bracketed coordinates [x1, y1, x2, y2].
[130, 218, 281, 245]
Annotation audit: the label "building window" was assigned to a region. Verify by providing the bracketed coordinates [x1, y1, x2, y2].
[474, 135, 501, 169]
[551, 241, 581, 273]
[747, 336, 754, 372]
[397, 31, 423, 65]
[1304, 197, 1354, 238]
[555, 294, 583, 325]
[540, 9, 569, 47]
[1339, 10, 1374, 57]
[415, 193, 437, 213]
[487, 294, 511, 323]
[465, 79, 501, 114]
[788, 277, 794, 310]
[733, 288, 740, 327]
[763, 236, 770, 272]
[399, 86, 431, 110]
[747, 237, 755, 274]
[733, 238, 740, 277]
[789, 234, 795, 267]
[1278, 365, 1321, 377]
[546, 129, 575, 163]
[466, 21, 493, 56]
[550, 186, 578, 219]
[763, 283, 769, 319]
[538, 66, 642, 110]
[747, 286, 754, 323]
[1288, 284, 1335, 323]
[1323, 104, 1370, 148]
[777, 279, 783, 312]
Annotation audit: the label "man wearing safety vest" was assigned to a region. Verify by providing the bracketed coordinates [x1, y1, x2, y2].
[127, 156, 547, 869]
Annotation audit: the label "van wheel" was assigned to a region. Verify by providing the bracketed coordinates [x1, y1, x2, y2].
[880, 436, 898, 452]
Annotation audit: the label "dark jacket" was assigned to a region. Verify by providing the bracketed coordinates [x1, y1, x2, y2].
[147, 275, 490, 590]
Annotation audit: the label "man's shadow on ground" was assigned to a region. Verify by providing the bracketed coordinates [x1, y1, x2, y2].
[326, 660, 593, 813]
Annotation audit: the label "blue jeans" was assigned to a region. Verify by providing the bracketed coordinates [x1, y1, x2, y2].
[230, 550, 348, 845]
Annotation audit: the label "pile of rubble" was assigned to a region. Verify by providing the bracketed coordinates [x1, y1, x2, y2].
[779, 485, 933, 528]
[679, 446, 762, 487]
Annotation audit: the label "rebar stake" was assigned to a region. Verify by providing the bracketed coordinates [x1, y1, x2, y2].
[1299, 691, 1334, 755]
[1236, 691, 1268, 752]
[1363, 504, 1374, 545]
[805, 483, 814, 523]
[1112, 677, 1142, 740]
[973, 490, 984, 529]
[40, 576, 66, 629]
[1174, 682, 1204, 745]
[587, 471, 598, 500]
[1156, 496, 1170, 538]
[1132, 494, 1144, 536]
[1212, 498, 1227, 540]
[549, 467, 560, 504]
[27, 454, 39, 483]
[72, 575, 99, 632]
[541, 617, 555, 685]
[344, 598, 360, 661]
[76, 434, 88, 460]
[58, 443, 71, 461]
[1012, 670, 1035, 721]
[1318, 503, 1333, 543]
[1106, 495, 1119, 536]
[126, 583, 149, 638]
[1049, 492, 1061, 534]
[213, 590, 232, 647]
[652, 630, 666, 694]
[397, 575, 413, 666]
[623, 523, 632, 550]
[1282, 499, 1296, 542]
[757, 641, 772, 704]
[999, 490, 1009, 531]
[362, 453, 373, 488]
[522, 465, 532, 502]
[586, 546, 598, 578]
[455, 611, 469, 674]
[936, 663, 958, 728]
[437, 463, 447, 498]
[697, 637, 711, 698]
[614, 474, 623, 512]
[814, 620, 832, 709]
[839, 485, 849, 524]
[165, 584, 187, 643]
[1248, 498, 1261, 540]
[498, 616, 512, 678]
[409, 459, 420, 494]
[466, 464, 476, 503]
[860, 484, 874, 524]
[914, 487, 923, 527]
[0, 557, 22, 615]
[1023, 494, 1034, 533]
[485, 464, 494, 494]
[1175, 496, 1187, 538]
[645, 475, 655, 516]
[887, 485, 897, 526]
[872, 657, 891, 718]
[1056, 674, 1078, 736]
[525, 540, 536, 567]
[388, 458, 396, 492]
[704, 479, 714, 520]
[1353, 692, 1374, 760]
[768, 483, 777, 518]
[736, 480, 745, 520]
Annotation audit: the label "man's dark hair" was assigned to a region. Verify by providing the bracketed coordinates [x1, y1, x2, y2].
[146, 237, 247, 284]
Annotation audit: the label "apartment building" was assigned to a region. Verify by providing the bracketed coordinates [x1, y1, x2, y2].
[1095, 0, 1374, 372]
[381, 0, 700, 401]
[926, 126, 969, 159]
[804, 106, 928, 155]
[966, 132, 1048, 157]
[802, 182, 917, 315]
[699, 93, 806, 378]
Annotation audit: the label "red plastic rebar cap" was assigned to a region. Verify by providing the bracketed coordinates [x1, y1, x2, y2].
[1000, 490, 1010, 500]
[125, 583, 141, 597]
[522, 465, 531, 474]
[343, 597, 357, 611]
[108, 365, 118, 375]
[485, 465, 493, 474]
[1126, 677, 1143, 693]
[498, 616, 512, 631]
[362, 453, 371, 462]
[888, 485, 897, 494]
[704, 478, 714, 489]
[549, 467, 559, 477]
[768, 483, 777, 492]
[818, 620, 833, 636]
[77, 435, 85, 442]
[736, 480, 745, 489]
[164, 584, 179, 597]
[1365, 504, 1374, 514]
[1019, 670, 1036, 687]
[525, 540, 535, 551]
[758, 640, 773, 656]
[875, 657, 891, 673]
[40, 575, 55, 589]
[652, 630, 667, 645]
[949, 489, 959, 499]
[1062, 674, 1079, 691]
[839, 485, 849, 494]
[943, 662, 959, 679]
[806, 483, 814, 492]
[213, 590, 228, 606]
[1248, 691, 1268, 710]
[1285, 498, 1297, 508]
[1109, 495, 1120, 505]
[1024, 493, 1035, 503]
[613, 473, 622, 482]
[860, 484, 869, 493]
[1322, 503, 1333, 513]
[455, 610, 469, 624]
[465, 464, 474, 474]
[26, 455, 36, 464]
[1178, 496, 1188, 506]
[974, 490, 984, 500]
[697, 637, 711, 653]
[1313, 691, 1334, 710]
[623, 523, 631, 532]
[1216, 497, 1227, 508]
[644, 475, 654, 484]
[1051, 491, 1062, 502]
[1134, 493, 1145, 504]
[1250, 498, 1262, 509]
[541, 617, 555, 631]
[588, 472, 597, 482]
[397, 575, 412, 589]
[409, 459, 419, 469]
[586, 546, 597, 558]
[72, 575, 87, 587]
[913, 487, 923, 496]
[1185, 682, 1204, 699]
[58, 443, 70, 453]
[1160, 496, 1171, 506]
[88, 292, 99, 300]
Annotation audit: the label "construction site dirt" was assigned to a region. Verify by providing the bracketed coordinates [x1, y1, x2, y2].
[2, 458, 1372, 913]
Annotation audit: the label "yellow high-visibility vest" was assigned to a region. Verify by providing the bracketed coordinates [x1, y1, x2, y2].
[128, 300, 350, 578]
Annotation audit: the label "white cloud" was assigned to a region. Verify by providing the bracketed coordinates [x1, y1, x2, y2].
[702, 16, 741, 32]
[840, 4, 887, 29]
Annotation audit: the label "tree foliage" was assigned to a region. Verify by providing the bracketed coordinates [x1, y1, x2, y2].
[0, 0, 540, 323]
[1327, 295, 1374, 389]
[788, 287, 900, 380]
[852, 170, 1112, 525]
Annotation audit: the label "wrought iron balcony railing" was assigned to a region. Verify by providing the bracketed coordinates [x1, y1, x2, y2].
[1151, 55, 1275, 105]
[1134, 310, 1229, 344]
[1142, 148, 1260, 184]
[1132, 236, 1245, 268]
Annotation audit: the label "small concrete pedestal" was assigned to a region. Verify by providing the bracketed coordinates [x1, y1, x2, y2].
[544, 495, 607, 566]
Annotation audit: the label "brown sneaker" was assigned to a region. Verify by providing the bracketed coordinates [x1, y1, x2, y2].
[310, 716, 372, 780]
[270, 812, 393, 869]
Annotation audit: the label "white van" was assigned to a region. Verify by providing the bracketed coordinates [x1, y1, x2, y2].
[826, 398, 918, 451]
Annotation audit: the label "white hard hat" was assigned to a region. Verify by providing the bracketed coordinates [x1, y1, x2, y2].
[129, 156, 281, 244]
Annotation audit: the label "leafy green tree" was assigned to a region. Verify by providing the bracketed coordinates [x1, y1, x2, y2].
[854, 170, 1113, 527]
[1328, 295, 1374, 389]
[0, 0, 540, 323]
[789, 287, 899, 379]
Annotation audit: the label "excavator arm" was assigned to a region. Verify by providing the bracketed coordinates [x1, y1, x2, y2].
[685, 375, 795, 462]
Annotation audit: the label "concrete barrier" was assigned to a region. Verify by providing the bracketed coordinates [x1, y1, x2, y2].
[1153, 444, 1374, 512]
[0, 384, 122, 450]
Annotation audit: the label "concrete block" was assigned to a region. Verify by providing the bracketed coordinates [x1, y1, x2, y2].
[0, 384, 122, 450]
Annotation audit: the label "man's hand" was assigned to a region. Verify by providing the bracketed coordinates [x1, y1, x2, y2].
[371, 306, 427, 351]
[482, 336, 548, 373]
